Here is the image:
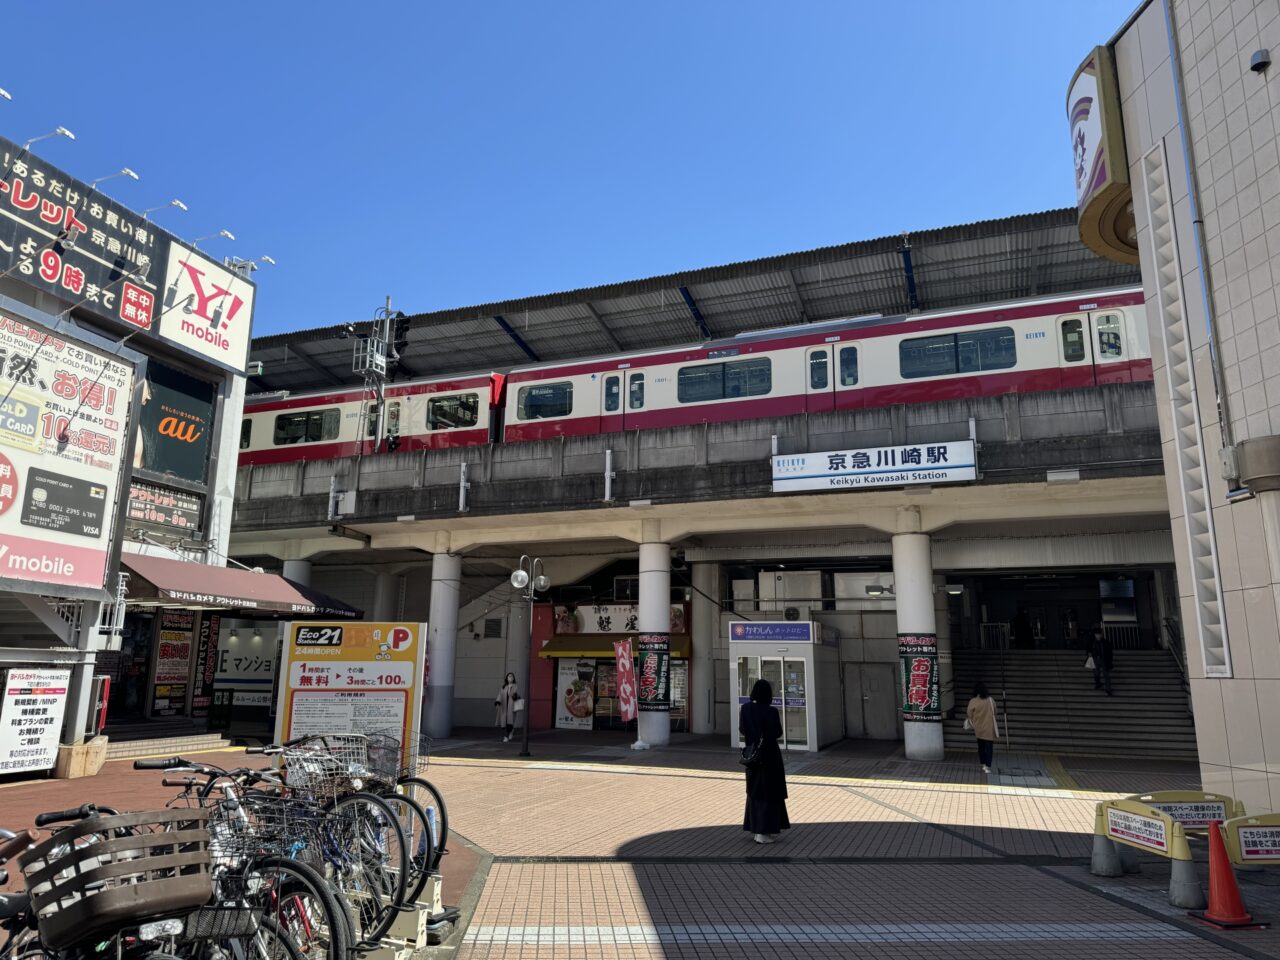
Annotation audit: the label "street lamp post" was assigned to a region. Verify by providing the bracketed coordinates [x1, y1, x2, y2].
[510, 555, 549, 758]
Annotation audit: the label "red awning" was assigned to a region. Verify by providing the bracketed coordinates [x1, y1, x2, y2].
[121, 554, 362, 619]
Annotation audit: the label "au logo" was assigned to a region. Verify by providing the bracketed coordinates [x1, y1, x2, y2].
[158, 416, 202, 443]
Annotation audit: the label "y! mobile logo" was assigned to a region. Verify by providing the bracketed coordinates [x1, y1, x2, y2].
[166, 260, 246, 331]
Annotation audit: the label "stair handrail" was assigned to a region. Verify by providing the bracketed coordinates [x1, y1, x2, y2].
[1161, 616, 1191, 698]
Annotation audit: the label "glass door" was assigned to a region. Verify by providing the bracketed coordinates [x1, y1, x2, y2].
[736, 654, 808, 749]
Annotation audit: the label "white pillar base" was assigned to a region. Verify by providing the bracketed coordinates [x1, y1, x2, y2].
[903, 720, 945, 761]
[630, 739, 651, 751]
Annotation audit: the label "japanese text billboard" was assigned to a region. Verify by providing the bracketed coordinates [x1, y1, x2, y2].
[276, 622, 427, 767]
[898, 634, 941, 723]
[772, 441, 977, 493]
[0, 136, 255, 372]
[0, 308, 137, 597]
[0, 667, 70, 774]
[636, 633, 670, 713]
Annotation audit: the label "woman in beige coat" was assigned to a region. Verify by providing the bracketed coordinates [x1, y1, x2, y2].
[965, 681, 999, 773]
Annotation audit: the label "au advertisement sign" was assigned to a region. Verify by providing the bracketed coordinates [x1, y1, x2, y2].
[772, 441, 977, 493]
[134, 361, 215, 486]
[0, 667, 70, 774]
[276, 622, 427, 767]
[0, 308, 135, 595]
[0, 135, 255, 372]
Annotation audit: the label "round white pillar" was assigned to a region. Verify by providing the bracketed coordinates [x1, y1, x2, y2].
[690, 563, 719, 735]
[282, 559, 312, 587]
[506, 600, 531, 728]
[636, 541, 671, 748]
[373, 572, 401, 621]
[425, 554, 462, 737]
[893, 532, 944, 761]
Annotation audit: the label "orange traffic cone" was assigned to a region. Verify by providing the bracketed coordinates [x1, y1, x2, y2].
[1192, 821, 1265, 929]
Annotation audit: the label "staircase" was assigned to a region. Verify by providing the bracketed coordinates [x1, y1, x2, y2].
[944, 649, 1197, 760]
[103, 720, 235, 760]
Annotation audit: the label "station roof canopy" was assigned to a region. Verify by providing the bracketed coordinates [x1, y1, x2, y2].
[248, 208, 1140, 394]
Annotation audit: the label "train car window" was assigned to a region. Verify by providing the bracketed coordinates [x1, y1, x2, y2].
[809, 350, 829, 389]
[604, 376, 621, 412]
[678, 364, 723, 402]
[517, 382, 573, 420]
[1096, 314, 1124, 358]
[427, 393, 479, 429]
[1061, 318, 1086, 362]
[240, 419, 252, 449]
[900, 334, 958, 379]
[273, 408, 340, 445]
[367, 401, 403, 436]
[629, 373, 645, 409]
[957, 327, 1016, 374]
[724, 358, 771, 397]
[839, 346, 859, 385]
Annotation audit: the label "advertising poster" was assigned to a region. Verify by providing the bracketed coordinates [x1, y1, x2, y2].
[555, 659, 595, 730]
[133, 361, 215, 486]
[275, 622, 427, 767]
[0, 135, 255, 374]
[127, 481, 203, 534]
[154, 609, 194, 715]
[898, 634, 941, 722]
[670, 660, 688, 723]
[613, 639, 637, 722]
[190, 613, 221, 716]
[214, 625, 277, 709]
[637, 634, 670, 712]
[0, 668, 70, 774]
[0, 308, 136, 596]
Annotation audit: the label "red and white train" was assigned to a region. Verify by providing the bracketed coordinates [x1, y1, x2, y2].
[239, 287, 1150, 466]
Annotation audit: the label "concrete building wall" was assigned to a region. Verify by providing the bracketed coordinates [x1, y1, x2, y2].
[1116, 0, 1280, 811]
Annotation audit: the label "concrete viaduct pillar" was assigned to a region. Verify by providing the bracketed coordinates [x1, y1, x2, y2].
[282, 559, 312, 587]
[636, 521, 672, 748]
[690, 562, 719, 735]
[892, 507, 945, 762]
[426, 538, 462, 738]
[373, 572, 402, 621]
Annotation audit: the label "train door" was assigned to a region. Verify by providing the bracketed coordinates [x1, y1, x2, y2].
[1057, 315, 1094, 387]
[625, 370, 645, 427]
[600, 373, 624, 433]
[805, 346, 835, 413]
[1090, 311, 1132, 383]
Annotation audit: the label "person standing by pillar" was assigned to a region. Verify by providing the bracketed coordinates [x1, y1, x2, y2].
[965, 681, 999, 774]
[494, 672, 521, 742]
[740, 678, 789, 844]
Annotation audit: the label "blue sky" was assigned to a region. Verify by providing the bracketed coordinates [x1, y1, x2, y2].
[2, 1, 1131, 336]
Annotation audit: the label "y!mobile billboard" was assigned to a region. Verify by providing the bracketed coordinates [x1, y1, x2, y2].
[0, 136, 255, 373]
[0, 306, 139, 598]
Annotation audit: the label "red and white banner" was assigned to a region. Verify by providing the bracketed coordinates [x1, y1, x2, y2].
[613, 639, 637, 722]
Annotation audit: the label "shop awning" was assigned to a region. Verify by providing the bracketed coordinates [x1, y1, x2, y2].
[121, 554, 363, 619]
[538, 636, 691, 658]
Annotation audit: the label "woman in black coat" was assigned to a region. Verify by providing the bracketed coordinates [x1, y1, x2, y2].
[740, 677, 790, 844]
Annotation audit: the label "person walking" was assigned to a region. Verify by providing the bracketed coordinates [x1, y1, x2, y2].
[494, 672, 522, 742]
[1089, 626, 1114, 695]
[739, 678, 790, 844]
[965, 681, 1000, 774]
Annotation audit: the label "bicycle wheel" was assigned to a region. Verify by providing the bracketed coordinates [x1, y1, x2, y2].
[248, 917, 307, 960]
[396, 777, 448, 871]
[322, 792, 408, 946]
[246, 856, 350, 960]
[376, 791, 433, 905]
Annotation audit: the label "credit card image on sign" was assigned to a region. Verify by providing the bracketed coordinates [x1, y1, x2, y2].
[20, 469, 107, 538]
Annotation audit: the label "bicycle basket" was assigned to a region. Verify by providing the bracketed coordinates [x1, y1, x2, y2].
[282, 735, 370, 800]
[185, 903, 260, 940]
[19, 809, 213, 951]
[364, 731, 404, 788]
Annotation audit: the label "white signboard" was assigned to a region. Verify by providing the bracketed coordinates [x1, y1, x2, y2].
[1148, 800, 1228, 829]
[1106, 807, 1169, 853]
[0, 311, 135, 595]
[158, 247, 254, 373]
[555, 659, 595, 730]
[554, 603, 686, 635]
[772, 441, 977, 493]
[1239, 826, 1280, 861]
[288, 690, 406, 739]
[214, 625, 278, 708]
[0, 668, 70, 774]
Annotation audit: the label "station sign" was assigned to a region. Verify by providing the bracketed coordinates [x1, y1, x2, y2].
[0, 667, 70, 774]
[0, 307, 138, 598]
[0, 135, 255, 373]
[772, 441, 976, 493]
[276, 622, 427, 765]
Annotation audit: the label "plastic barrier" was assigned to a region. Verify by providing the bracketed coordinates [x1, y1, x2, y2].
[1091, 799, 1205, 909]
[1223, 812, 1280, 866]
[1127, 791, 1243, 833]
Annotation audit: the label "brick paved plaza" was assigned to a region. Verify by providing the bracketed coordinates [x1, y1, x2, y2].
[3, 732, 1279, 959]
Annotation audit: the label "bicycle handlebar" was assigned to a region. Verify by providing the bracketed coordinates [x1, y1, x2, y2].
[0, 829, 36, 863]
[133, 757, 184, 770]
[162, 777, 198, 788]
[34, 803, 97, 827]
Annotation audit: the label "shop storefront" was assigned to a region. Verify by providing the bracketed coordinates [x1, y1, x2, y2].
[102, 552, 361, 727]
[540, 603, 690, 733]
